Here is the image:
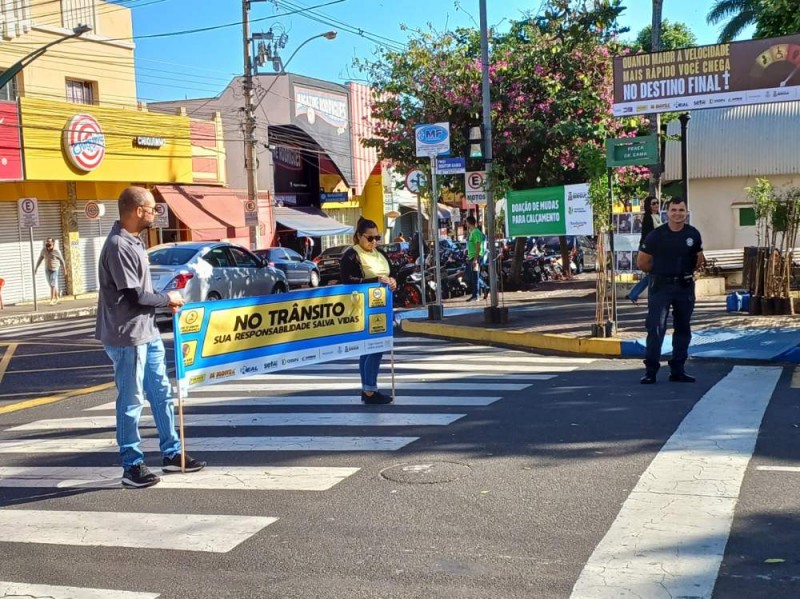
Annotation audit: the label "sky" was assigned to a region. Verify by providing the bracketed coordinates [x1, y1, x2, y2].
[126, 0, 754, 103]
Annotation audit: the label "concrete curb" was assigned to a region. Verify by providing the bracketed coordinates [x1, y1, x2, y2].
[0, 305, 97, 328]
[401, 319, 622, 357]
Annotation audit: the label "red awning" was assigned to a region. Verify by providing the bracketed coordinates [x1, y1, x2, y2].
[154, 185, 250, 241]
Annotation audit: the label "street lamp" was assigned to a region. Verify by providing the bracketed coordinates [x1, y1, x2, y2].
[0, 25, 92, 90]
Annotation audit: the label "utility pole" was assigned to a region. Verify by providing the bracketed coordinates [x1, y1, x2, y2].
[479, 0, 505, 323]
[242, 0, 259, 250]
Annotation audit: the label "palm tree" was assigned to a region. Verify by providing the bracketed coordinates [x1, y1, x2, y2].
[706, 0, 761, 42]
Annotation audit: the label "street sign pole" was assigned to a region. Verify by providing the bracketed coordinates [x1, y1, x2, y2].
[29, 227, 37, 312]
[607, 168, 617, 334]
[429, 156, 443, 319]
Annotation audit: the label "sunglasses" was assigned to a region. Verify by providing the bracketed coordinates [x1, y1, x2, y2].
[362, 235, 381, 242]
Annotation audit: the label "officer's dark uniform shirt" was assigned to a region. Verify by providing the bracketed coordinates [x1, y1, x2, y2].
[640, 223, 703, 277]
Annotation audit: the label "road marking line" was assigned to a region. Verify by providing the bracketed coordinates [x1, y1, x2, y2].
[0, 342, 16, 385]
[86, 395, 502, 411]
[208, 381, 537, 392]
[0, 381, 115, 415]
[570, 365, 783, 599]
[12, 347, 106, 357]
[0, 582, 159, 599]
[247, 372, 558, 381]
[0, 466, 360, 491]
[791, 366, 800, 388]
[0, 436, 418, 453]
[0, 510, 276, 553]
[5, 363, 112, 374]
[9, 412, 466, 431]
[284, 363, 579, 373]
[756, 465, 800, 473]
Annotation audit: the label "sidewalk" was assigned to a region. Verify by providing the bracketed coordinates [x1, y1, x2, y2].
[401, 275, 800, 363]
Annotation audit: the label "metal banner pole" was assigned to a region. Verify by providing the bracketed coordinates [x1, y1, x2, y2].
[29, 228, 37, 312]
[390, 344, 395, 401]
[173, 310, 187, 473]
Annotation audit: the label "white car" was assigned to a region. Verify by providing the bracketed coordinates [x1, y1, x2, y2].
[147, 242, 288, 314]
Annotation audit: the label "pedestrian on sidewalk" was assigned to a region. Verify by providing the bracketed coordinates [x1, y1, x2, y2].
[465, 216, 486, 302]
[35, 238, 67, 305]
[96, 186, 206, 488]
[626, 196, 662, 304]
[637, 197, 705, 385]
[340, 217, 396, 405]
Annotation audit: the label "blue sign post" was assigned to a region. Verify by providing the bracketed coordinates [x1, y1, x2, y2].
[435, 157, 466, 175]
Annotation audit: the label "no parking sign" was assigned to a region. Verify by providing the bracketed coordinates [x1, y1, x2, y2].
[18, 197, 39, 228]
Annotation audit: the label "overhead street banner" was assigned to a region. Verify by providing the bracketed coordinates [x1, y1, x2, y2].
[505, 184, 593, 238]
[612, 34, 800, 116]
[173, 284, 393, 392]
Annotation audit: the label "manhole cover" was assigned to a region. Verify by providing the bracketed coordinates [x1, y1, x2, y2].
[380, 461, 471, 484]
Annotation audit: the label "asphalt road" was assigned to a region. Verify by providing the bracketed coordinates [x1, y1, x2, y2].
[0, 319, 799, 598]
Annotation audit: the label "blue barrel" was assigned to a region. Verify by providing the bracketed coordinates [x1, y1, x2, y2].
[740, 292, 751, 312]
[726, 292, 742, 312]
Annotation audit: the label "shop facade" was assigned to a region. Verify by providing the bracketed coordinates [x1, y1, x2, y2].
[0, 97, 226, 304]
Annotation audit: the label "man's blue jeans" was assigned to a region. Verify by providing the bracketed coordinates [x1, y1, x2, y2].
[104, 338, 181, 468]
[359, 352, 384, 392]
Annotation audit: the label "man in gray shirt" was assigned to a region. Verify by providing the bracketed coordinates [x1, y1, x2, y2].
[97, 186, 206, 488]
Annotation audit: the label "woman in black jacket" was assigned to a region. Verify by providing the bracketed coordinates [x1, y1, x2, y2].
[340, 218, 396, 404]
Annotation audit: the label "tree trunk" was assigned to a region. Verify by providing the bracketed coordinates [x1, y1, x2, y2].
[648, 0, 664, 198]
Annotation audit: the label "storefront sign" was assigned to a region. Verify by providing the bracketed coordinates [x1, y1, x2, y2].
[295, 86, 349, 130]
[613, 34, 800, 116]
[63, 114, 106, 172]
[173, 284, 393, 392]
[320, 192, 349, 203]
[84, 201, 106, 220]
[134, 136, 166, 148]
[0, 101, 23, 181]
[606, 136, 659, 167]
[505, 184, 593, 237]
[22, 97, 193, 182]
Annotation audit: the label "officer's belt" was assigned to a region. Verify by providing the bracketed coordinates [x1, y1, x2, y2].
[652, 274, 693, 284]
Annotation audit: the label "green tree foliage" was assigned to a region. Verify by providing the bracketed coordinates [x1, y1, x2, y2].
[355, 0, 646, 195]
[755, 0, 800, 39]
[706, 0, 760, 42]
[634, 20, 697, 52]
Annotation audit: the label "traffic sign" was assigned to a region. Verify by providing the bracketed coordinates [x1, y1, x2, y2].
[435, 157, 466, 175]
[153, 203, 169, 229]
[465, 171, 487, 205]
[405, 168, 427, 195]
[18, 197, 39, 228]
[415, 122, 450, 157]
[244, 199, 259, 227]
[84, 201, 105, 220]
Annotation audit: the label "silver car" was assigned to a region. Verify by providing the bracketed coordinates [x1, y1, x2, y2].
[147, 242, 288, 311]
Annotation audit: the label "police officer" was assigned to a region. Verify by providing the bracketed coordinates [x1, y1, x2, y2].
[636, 197, 704, 384]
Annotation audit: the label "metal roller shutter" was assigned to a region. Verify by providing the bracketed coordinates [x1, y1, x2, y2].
[0, 202, 26, 305]
[77, 201, 119, 292]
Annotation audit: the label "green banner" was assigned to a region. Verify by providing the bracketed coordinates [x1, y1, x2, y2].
[505, 184, 593, 238]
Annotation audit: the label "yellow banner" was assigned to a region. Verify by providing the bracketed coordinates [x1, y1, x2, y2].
[201, 292, 366, 358]
[20, 97, 193, 183]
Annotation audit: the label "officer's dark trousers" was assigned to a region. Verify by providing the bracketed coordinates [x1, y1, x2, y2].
[644, 280, 695, 375]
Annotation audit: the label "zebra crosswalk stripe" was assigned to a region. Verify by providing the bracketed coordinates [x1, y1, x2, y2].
[0, 510, 276, 553]
[276, 363, 580, 373]
[8, 412, 467, 431]
[206, 381, 537, 392]
[86, 395, 503, 411]
[0, 582, 159, 599]
[0, 436, 418, 453]
[0, 466, 360, 491]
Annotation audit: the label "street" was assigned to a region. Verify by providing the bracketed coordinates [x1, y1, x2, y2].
[0, 319, 799, 598]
